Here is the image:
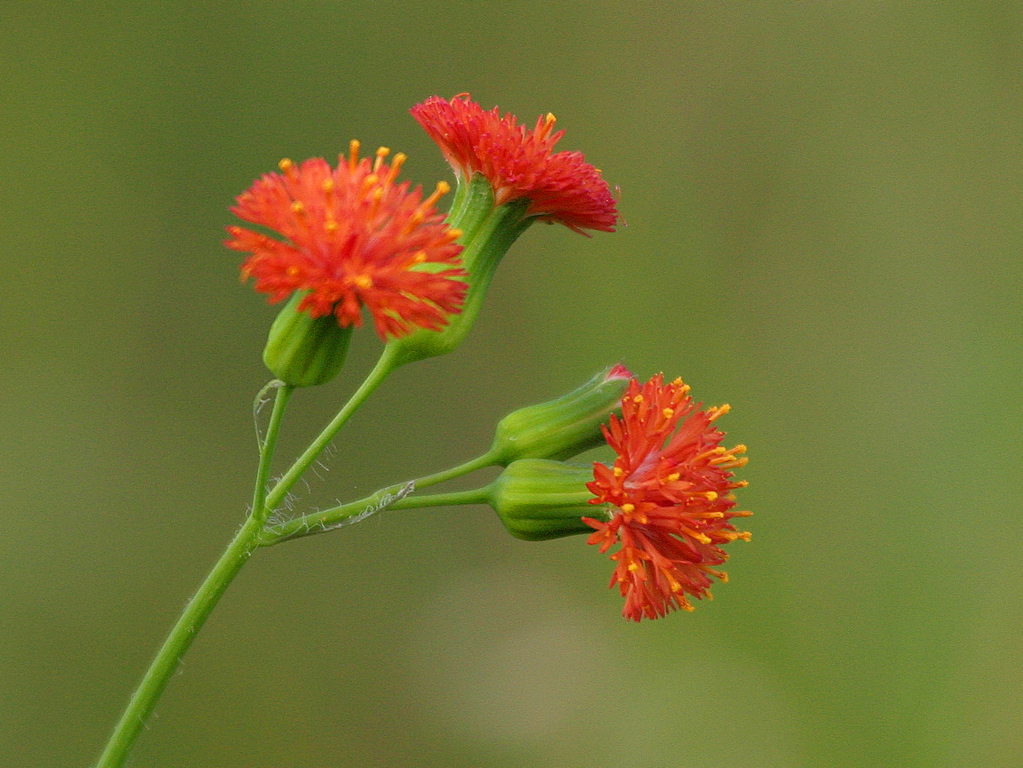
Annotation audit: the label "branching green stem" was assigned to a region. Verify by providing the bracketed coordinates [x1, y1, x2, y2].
[259, 484, 492, 546]
[263, 347, 399, 512]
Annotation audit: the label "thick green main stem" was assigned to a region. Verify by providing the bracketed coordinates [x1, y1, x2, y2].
[95, 384, 293, 768]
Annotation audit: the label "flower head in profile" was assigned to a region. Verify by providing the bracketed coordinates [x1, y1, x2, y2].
[584, 375, 751, 621]
[226, 141, 467, 340]
[411, 94, 619, 235]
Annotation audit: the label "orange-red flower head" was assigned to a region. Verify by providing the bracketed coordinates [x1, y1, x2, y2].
[411, 94, 619, 235]
[227, 141, 467, 340]
[584, 375, 751, 621]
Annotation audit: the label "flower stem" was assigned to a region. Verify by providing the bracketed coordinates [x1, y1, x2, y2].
[410, 449, 501, 490]
[95, 383, 293, 768]
[258, 449, 502, 546]
[259, 484, 492, 546]
[262, 346, 399, 513]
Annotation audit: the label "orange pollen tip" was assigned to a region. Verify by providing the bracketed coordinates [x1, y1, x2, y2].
[290, 200, 305, 214]
[324, 220, 337, 233]
[666, 472, 680, 482]
[412, 251, 427, 263]
[613, 466, 625, 477]
[662, 407, 674, 419]
[733, 444, 748, 453]
[348, 139, 361, 166]
[436, 180, 451, 195]
[278, 158, 294, 172]
[286, 265, 300, 277]
[620, 503, 635, 514]
[731, 510, 754, 517]
[322, 178, 335, 193]
[353, 275, 373, 289]
[447, 227, 463, 240]
[633, 395, 644, 404]
[682, 602, 696, 612]
[694, 533, 712, 544]
[704, 491, 718, 501]
[627, 562, 641, 573]
[671, 377, 684, 386]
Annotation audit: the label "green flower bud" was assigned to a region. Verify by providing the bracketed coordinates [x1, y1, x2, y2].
[262, 292, 353, 387]
[488, 459, 610, 541]
[489, 365, 632, 465]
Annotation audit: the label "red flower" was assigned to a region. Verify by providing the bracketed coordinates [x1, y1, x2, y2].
[584, 375, 751, 621]
[227, 141, 467, 340]
[411, 94, 619, 235]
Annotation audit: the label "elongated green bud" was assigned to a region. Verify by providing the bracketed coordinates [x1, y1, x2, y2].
[488, 459, 610, 541]
[262, 292, 353, 387]
[489, 365, 632, 465]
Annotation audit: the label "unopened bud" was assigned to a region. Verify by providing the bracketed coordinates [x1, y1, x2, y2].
[490, 365, 632, 465]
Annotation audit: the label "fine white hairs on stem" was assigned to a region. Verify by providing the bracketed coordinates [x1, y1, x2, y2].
[252, 379, 286, 452]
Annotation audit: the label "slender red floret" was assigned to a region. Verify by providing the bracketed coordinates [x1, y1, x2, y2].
[583, 375, 751, 621]
[226, 141, 467, 340]
[411, 94, 620, 235]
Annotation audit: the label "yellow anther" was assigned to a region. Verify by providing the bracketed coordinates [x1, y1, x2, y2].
[672, 376, 684, 386]
[412, 251, 427, 263]
[348, 139, 361, 168]
[286, 265, 300, 277]
[446, 227, 463, 241]
[709, 403, 731, 420]
[666, 472, 680, 482]
[278, 158, 294, 173]
[662, 407, 674, 419]
[373, 146, 391, 173]
[627, 562, 640, 573]
[388, 152, 406, 178]
[733, 444, 747, 453]
[290, 200, 305, 214]
[704, 491, 718, 501]
[633, 395, 644, 404]
[620, 503, 635, 514]
[423, 180, 451, 208]
[324, 220, 338, 233]
[613, 466, 625, 477]
[353, 275, 373, 289]
[322, 178, 334, 193]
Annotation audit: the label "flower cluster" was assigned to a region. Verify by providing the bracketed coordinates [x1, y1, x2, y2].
[584, 375, 751, 621]
[227, 141, 466, 340]
[411, 94, 619, 234]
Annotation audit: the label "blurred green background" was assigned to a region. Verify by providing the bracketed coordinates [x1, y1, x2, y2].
[3, 2, 1022, 766]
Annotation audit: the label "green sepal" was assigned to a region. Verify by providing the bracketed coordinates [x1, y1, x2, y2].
[489, 366, 631, 465]
[488, 459, 610, 541]
[262, 292, 353, 387]
[384, 174, 533, 368]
